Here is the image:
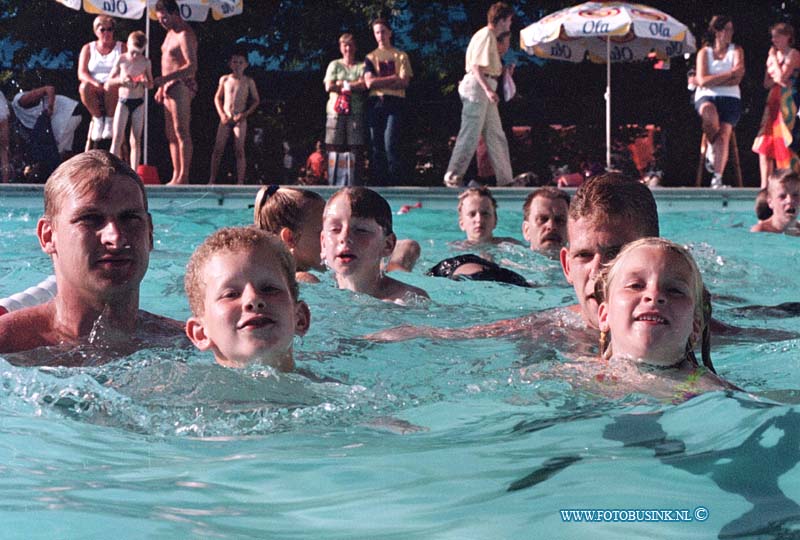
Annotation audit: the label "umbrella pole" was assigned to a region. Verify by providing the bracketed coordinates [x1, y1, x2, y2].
[144, 8, 150, 166]
[605, 36, 611, 170]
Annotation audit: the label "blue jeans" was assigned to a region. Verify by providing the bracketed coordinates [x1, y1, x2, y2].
[367, 95, 404, 185]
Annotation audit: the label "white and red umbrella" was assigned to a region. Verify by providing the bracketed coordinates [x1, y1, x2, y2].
[521, 2, 695, 169]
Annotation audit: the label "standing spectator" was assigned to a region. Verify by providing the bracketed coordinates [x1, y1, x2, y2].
[77, 15, 125, 142]
[752, 22, 800, 188]
[444, 2, 514, 188]
[208, 47, 261, 185]
[153, 0, 198, 185]
[364, 18, 413, 186]
[694, 15, 744, 189]
[324, 33, 367, 186]
[105, 31, 154, 170]
[475, 29, 516, 185]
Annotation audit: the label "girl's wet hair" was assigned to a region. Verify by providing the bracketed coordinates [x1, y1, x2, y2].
[327, 187, 394, 236]
[253, 186, 325, 234]
[595, 237, 717, 373]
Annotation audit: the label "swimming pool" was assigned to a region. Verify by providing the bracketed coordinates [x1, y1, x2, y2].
[1, 186, 799, 539]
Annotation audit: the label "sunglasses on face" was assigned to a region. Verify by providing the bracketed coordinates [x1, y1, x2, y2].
[98, 27, 114, 33]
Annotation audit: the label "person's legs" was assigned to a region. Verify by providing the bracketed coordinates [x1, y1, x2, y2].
[0, 119, 9, 182]
[209, 122, 231, 184]
[482, 101, 513, 186]
[759, 153, 774, 190]
[164, 83, 193, 185]
[715, 123, 733, 176]
[79, 82, 103, 118]
[384, 99, 404, 185]
[233, 119, 247, 184]
[102, 85, 119, 139]
[368, 97, 388, 185]
[698, 101, 720, 144]
[445, 95, 489, 183]
[128, 102, 146, 168]
[110, 102, 130, 161]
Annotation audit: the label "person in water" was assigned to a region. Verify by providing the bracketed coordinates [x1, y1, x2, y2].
[0, 150, 185, 364]
[184, 226, 311, 371]
[321, 187, 428, 303]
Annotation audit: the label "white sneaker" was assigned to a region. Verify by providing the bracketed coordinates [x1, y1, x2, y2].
[710, 174, 725, 189]
[443, 171, 463, 188]
[705, 144, 715, 173]
[101, 117, 113, 140]
[90, 117, 103, 141]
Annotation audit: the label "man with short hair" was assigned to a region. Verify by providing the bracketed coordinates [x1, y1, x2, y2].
[444, 2, 515, 188]
[153, 0, 198, 185]
[0, 150, 185, 364]
[522, 187, 570, 254]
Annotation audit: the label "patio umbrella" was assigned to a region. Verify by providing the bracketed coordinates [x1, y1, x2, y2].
[520, 2, 695, 169]
[54, 0, 243, 165]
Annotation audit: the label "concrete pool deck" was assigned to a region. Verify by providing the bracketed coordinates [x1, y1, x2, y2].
[0, 184, 760, 212]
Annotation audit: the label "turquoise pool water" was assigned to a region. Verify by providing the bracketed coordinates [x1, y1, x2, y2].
[1, 187, 799, 539]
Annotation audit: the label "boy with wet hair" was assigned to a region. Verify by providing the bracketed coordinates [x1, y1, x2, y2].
[751, 169, 800, 234]
[184, 226, 310, 371]
[321, 187, 428, 302]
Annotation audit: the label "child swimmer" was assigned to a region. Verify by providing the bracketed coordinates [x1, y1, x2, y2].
[321, 187, 429, 303]
[184, 226, 310, 371]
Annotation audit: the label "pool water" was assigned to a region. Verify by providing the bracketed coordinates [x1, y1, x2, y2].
[1, 189, 800, 539]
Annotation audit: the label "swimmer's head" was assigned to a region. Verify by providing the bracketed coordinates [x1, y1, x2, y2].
[596, 238, 710, 369]
[184, 226, 308, 371]
[569, 173, 659, 235]
[185, 226, 299, 317]
[325, 187, 394, 236]
[755, 188, 772, 221]
[44, 149, 148, 220]
[458, 186, 498, 244]
[254, 186, 326, 272]
[522, 187, 569, 252]
[766, 168, 800, 230]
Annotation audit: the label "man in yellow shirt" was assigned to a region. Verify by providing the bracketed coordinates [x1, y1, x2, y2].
[444, 2, 514, 188]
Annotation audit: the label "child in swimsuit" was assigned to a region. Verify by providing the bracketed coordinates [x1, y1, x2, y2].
[184, 226, 311, 371]
[321, 187, 429, 303]
[253, 185, 327, 284]
[587, 237, 736, 401]
[105, 31, 153, 169]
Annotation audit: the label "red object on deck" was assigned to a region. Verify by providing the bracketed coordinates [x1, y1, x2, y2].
[137, 164, 160, 185]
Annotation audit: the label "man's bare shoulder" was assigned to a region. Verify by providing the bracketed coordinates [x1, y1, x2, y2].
[0, 304, 56, 354]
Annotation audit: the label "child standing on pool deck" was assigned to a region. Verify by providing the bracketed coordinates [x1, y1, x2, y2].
[105, 31, 153, 168]
[591, 237, 736, 401]
[321, 187, 429, 302]
[751, 169, 800, 234]
[253, 185, 327, 284]
[209, 47, 261, 184]
[184, 226, 310, 371]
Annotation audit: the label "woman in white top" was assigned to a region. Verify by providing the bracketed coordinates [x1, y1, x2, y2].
[694, 15, 745, 188]
[77, 15, 126, 141]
